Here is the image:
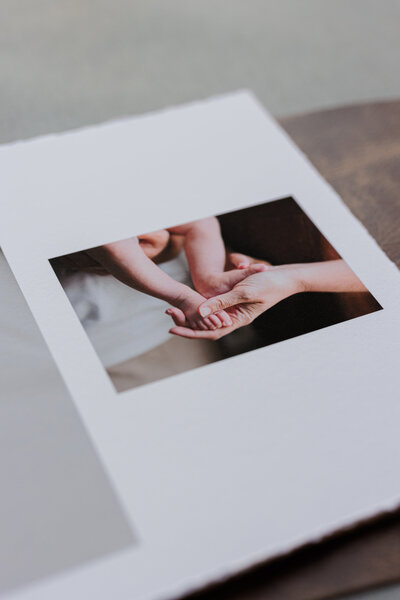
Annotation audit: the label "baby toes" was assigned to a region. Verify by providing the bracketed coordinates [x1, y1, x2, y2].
[216, 310, 233, 327]
[209, 314, 222, 328]
[250, 263, 271, 272]
[229, 252, 251, 269]
[203, 317, 217, 330]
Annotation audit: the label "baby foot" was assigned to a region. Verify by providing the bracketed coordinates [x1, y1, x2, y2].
[228, 252, 272, 270]
[166, 306, 232, 331]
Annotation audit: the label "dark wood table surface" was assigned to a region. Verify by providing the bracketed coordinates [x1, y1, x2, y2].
[187, 100, 400, 600]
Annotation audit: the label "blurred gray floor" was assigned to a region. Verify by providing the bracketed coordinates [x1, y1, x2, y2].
[1, 1, 400, 598]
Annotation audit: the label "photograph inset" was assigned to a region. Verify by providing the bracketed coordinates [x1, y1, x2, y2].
[50, 197, 382, 392]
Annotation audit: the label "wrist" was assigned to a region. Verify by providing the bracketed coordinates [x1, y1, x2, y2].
[289, 265, 313, 293]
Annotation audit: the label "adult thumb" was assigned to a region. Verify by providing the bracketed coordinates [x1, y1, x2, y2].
[198, 290, 242, 317]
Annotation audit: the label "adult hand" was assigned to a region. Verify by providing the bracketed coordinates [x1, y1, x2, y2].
[168, 258, 367, 340]
[168, 266, 304, 340]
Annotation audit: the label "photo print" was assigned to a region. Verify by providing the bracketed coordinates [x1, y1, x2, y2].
[50, 197, 382, 393]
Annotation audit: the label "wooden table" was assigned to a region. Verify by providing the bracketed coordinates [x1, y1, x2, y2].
[188, 101, 400, 600]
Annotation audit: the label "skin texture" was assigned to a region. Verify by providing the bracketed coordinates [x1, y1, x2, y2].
[168, 218, 267, 298]
[52, 229, 182, 274]
[54, 233, 366, 339]
[85, 222, 265, 331]
[167, 254, 367, 340]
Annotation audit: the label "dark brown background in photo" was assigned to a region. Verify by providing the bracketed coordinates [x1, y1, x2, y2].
[217, 197, 381, 359]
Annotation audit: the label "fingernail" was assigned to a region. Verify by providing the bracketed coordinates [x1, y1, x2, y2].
[225, 318, 232, 326]
[200, 306, 211, 317]
[166, 309, 172, 314]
